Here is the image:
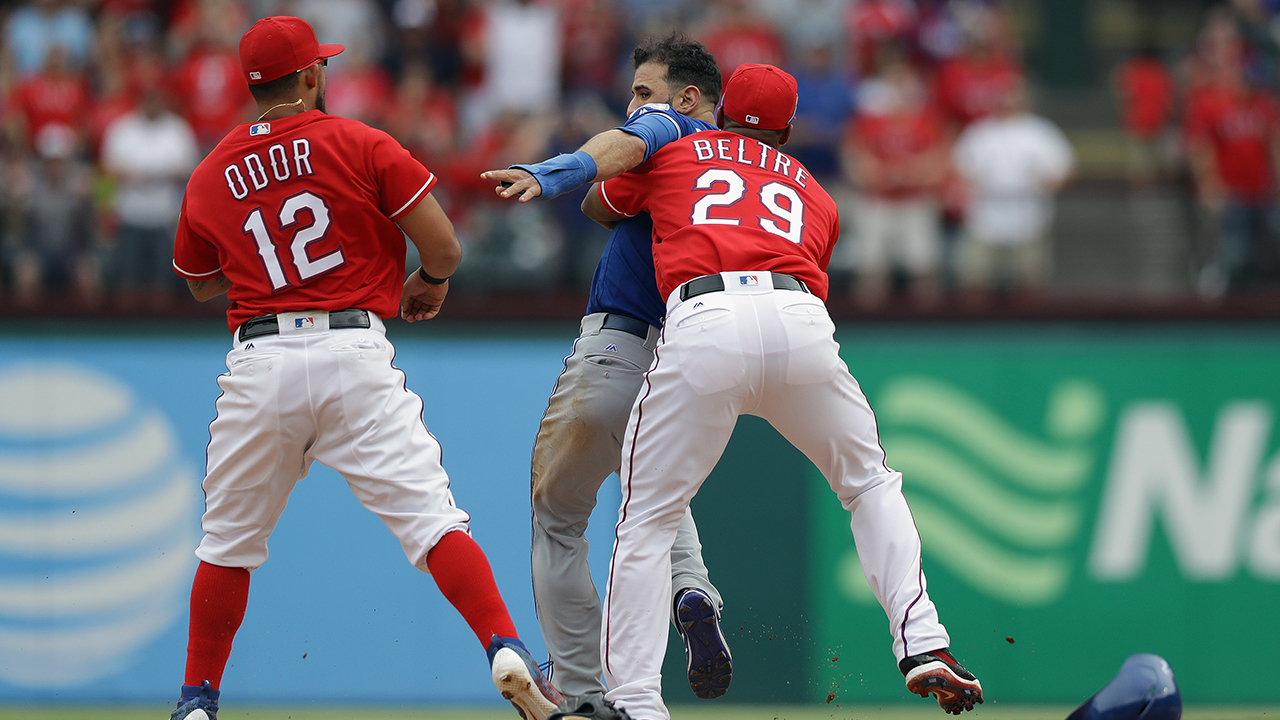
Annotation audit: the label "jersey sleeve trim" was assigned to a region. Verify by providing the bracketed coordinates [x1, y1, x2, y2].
[650, 111, 683, 136]
[173, 260, 222, 279]
[598, 182, 635, 218]
[618, 108, 687, 163]
[389, 174, 435, 219]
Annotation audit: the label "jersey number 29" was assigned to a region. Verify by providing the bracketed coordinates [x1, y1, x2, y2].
[243, 191, 343, 291]
[690, 168, 805, 244]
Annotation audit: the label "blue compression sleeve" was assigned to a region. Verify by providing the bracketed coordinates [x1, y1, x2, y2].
[510, 151, 598, 200]
[617, 110, 683, 162]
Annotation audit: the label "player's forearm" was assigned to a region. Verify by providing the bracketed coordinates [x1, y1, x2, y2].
[414, 240, 462, 280]
[187, 274, 231, 301]
[577, 130, 648, 184]
[581, 185, 618, 228]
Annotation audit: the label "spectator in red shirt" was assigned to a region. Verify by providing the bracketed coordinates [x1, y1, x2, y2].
[9, 45, 90, 151]
[559, 0, 624, 97]
[1112, 47, 1175, 188]
[841, 55, 948, 308]
[324, 44, 395, 128]
[698, 0, 786, 79]
[932, 10, 1022, 131]
[845, 0, 917, 77]
[169, 17, 253, 151]
[1185, 60, 1280, 293]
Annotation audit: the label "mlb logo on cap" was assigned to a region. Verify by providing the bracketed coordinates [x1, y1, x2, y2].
[719, 64, 799, 131]
[239, 16, 344, 85]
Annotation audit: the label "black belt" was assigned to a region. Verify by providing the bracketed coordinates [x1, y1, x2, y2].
[679, 272, 807, 301]
[600, 313, 654, 339]
[237, 308, 371, 341]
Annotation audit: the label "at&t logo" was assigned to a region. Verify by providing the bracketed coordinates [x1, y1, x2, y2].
[0, 364, 197, 686]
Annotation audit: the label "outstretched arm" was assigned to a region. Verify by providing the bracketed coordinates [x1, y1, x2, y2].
[481, 130, 646, 203]
[481, 107, 685, 201]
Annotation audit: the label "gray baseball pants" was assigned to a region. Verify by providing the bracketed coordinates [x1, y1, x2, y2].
[531, 312, 723, 697]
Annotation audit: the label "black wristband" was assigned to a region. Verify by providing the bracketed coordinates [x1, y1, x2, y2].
[417, 266, 449, 285]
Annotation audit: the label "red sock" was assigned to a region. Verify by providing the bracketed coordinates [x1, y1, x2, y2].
[427, 530, 519, 648]
[184, 561, 251, 689]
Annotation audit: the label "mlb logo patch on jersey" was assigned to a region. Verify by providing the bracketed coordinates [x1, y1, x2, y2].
[294, 316, 316, 330]
[738, 275, 760, 286]
[249, 122, 271, 136]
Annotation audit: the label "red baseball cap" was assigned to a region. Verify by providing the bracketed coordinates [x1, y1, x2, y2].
[239, 16, 344, 85]
[718, 63, 798, 131]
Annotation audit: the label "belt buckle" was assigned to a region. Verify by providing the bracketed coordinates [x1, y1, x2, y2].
[277, 311, 330, 334]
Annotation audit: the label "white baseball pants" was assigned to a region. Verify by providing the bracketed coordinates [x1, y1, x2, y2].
[196, 312, 472, 572]
[602, 273, 950, 720]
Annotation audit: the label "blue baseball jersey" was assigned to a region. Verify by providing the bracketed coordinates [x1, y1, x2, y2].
[586, 104, 715, 327]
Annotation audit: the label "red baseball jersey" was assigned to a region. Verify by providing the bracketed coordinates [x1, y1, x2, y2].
[1184, 87, 1280, 202]
[848, 105, 947, 199]
[173, 110, 435, 332]
[933, 55, 1022, 128]
[597, 129, 839, 301]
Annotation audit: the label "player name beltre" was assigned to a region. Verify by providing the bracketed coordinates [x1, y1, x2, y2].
[222, 137, 315, 201]
[689, 136, 810, 188]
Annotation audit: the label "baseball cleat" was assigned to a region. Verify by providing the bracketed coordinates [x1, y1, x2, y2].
[674, 588, 732, 699]
[900, 648, 983, 714]
[549, 694, 633, 720]
[170, 680, 219, 720]
[488, 636, 565, 720]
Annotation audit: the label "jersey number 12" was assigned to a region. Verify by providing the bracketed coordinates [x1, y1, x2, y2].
[243, 190, 343, 291]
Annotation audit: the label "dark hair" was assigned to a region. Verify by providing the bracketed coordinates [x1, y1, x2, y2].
[248, 71, 303, 104]
[632, 32, 721, 107]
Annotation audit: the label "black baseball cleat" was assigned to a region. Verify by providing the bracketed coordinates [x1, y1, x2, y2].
[674, 588, 732, 699]
[900, 648, 984, 715]
[170, 680, 219, 720]
[549, 694, 633, 720]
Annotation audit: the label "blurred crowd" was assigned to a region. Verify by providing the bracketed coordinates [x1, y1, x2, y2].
[0, 0, 1277, 314]
[1116, 0, 1280, 299]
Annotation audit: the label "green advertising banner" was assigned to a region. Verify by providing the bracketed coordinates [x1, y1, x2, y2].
[810, 329, 1280, 705]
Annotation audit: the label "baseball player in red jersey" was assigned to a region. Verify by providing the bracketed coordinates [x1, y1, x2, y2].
[583, 64, 983, 719]
[168, 17, 561, 720]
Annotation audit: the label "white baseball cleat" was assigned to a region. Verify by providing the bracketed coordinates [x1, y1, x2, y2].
[489, 636, 565, 720]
